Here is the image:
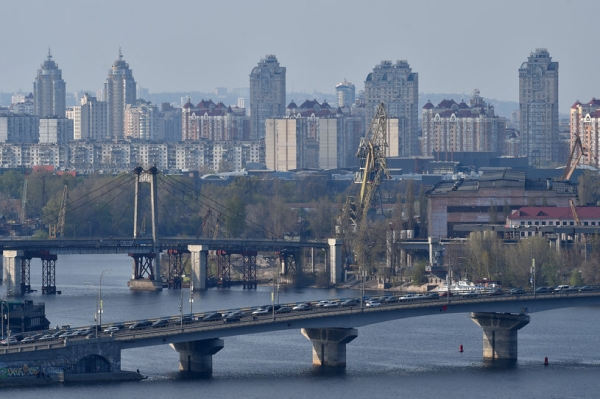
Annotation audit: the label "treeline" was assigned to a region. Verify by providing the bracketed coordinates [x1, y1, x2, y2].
[0, 171, 340, 239]
[0, 170, 428, 245]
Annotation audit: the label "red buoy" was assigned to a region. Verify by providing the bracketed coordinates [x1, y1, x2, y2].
[544, 357, 549, 366]
[459, 344, 463, 353]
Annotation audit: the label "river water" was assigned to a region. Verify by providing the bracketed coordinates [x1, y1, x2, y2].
[1, 254, 600, 398]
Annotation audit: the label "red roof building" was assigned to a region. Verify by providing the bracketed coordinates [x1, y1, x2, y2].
[506, 206, 600, 238]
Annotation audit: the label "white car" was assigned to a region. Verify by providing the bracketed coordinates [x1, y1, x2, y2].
[366, 300, 381, 307]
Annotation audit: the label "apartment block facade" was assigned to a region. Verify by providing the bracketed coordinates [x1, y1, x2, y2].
[33, 50, 66, 118]
[421, 90, 506, 157]
[569, 98, 600, 168]
[364, 60, 419, 156]
[518, 48, 559, 166]
[249, 55, 286, 140]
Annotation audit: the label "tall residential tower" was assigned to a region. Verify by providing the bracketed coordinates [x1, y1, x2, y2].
[33, 49, 66, 118]
[335, 79, 355, 108]
[364, 60, 418, 156]
[518, 48, 559, 166]
[105, 49, 136, 139]
[249, 55, 286, 140]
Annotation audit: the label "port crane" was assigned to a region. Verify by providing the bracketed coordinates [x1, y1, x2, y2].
[562, 133, 587, 181]
[340, 103, 390, 271]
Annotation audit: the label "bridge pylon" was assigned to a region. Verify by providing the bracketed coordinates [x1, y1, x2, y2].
[129, 167, 162, 291]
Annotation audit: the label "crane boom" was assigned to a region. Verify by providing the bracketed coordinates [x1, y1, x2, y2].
[562, 134, 587, 181]
[356, 103, 390, 219]
[569, 199, 581, 226]
[57, 184, 68, 238]
[20, 178, 27, 224]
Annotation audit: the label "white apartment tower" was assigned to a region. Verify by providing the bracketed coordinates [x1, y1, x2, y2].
[105, 49, 137, 139]
[335, 79, 355, 108]
[249, 55, 286, 140]
[364, 60, 419, 156]
[518, 48, 559, 167]
[33, 49, 66, 118]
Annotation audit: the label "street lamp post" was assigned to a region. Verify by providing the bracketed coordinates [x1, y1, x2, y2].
[189, 281, 194, 316]
[99, 268, 112, 330]
[1, 300, 9, 343]
[84, 282, 98, 337]
[180, 274, 186, 331]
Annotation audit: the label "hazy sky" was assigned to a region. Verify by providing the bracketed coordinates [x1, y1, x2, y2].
[1, 0, 596, 112]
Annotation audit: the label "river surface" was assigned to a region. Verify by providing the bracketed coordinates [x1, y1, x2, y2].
[1, 254, 600, 398]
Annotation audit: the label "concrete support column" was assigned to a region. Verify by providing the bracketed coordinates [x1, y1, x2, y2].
[470, 312, 530, 365]
[0, 255, 3, 283]
[400, 249, 406, 267]
[301, 328, 358, 367]
[428, 237, 440, 265]
[188, 245, 209, 290]
[2, 250, 23, 296]
[328, 238, 343, 284]
[171, 338, 224, 374]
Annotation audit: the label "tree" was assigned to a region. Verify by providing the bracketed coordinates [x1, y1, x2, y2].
[411, 261, 427, 286]
[570, 268, 584, 286]
[224, 194, 246, 238]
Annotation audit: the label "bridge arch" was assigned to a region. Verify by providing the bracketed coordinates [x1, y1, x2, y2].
[68, 354, 111, 374]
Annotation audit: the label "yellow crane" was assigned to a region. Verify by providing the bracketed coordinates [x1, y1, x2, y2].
[562, 133, 587, 181]
[340, 103, 390, 270]
[569, 199, 581, 226]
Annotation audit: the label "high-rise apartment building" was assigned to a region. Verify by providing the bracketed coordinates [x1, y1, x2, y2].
[125, 100, 158, 141]
[421, 90, 506, 158]
[266, 100, 363, 171]
[364, 60, 418, 156]
[335, 79, 355, 108]
[569, 98, 600, 168]
[105, 49, 136, 139]
[33, 49, 66, 118]
[182, 99, 249, 141]
[518, 48, 559, 167]
[68, 94, 109, 141]
[249, 55, 286, 140]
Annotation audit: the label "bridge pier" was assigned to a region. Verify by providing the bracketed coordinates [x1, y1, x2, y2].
[3, 250, 23, 296]
[470, 312, 530, 366]
[328, 238, 343, 284]
[301, 327, 358, 367]
[188, 245, 208, 290]
[129, 253, 163, 291]
[171, 338, 224, 374]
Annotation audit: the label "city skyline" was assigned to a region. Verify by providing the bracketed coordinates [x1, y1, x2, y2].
[1, 0, 598, 115]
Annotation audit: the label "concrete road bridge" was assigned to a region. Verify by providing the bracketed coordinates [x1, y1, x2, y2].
[1, 290, 599, 382]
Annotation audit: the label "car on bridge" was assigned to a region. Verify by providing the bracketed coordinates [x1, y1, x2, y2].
[365, 300, 381, 307]
[223, 315, 241, 324]
[322, 301, 339, 308]
[152, 319, 169, 328]
[508, 288, 526, 296]
[341, 298, 360, 307]
[292, 303, 312, 311]
[0, 337, 18, 346]
[252, 307, 270, 316]
[202, 312, 222, 321]
[535, 287, 550, 294]
[276, 306, 292, 314]
[129, 320, 152, 330]
[222, 310, 245, 319]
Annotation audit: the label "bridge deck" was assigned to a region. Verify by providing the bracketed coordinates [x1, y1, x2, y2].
[3, 291, 600, 354]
